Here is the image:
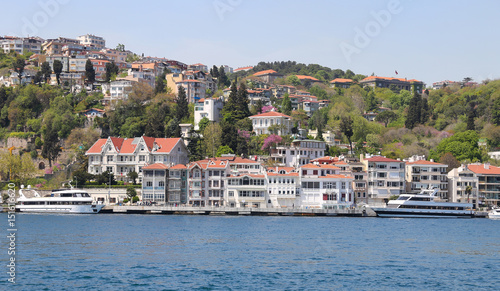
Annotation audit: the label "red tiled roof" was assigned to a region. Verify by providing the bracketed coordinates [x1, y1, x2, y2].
[249, 111, 291, 118]
[319, 174, 353, 179]
[467, 164, 500, 175]
[364, 156, 403, 163]
[143, 163, 169, 170]
[330, 78, 353, 83]
[154, 138, 181, 153]
[170, 164, 187, 170]
[361, 76, 422, 83]
[406, 160, 446, 166]
[253, 69, 278, 76]
[295, 75, 319, 81]
[234, 66, 253, 71]
[301, 164, 340, 170]
[86, 138, 107, 154]
[86, 137, 181, 155]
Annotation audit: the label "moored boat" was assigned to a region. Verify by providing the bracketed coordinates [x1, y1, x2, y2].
[487, 207, 500, 219]
[16, 184, 104, 214]
[370, 188, 474, 218]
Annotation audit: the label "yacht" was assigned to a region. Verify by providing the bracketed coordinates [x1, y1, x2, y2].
[370, 188, 474, 218]
[16, 184, 104, 214]
[488, 207, 500, 219]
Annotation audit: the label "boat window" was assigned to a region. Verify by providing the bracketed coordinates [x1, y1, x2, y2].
[409, 197, 431, 201]
[397, 196, 409, 200]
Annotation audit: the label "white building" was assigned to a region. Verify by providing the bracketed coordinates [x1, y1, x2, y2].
[405, 159, 449, 199]
[77, 34, 105, 49]
[266, 167, 300, 208]
[447, 165, 478, 204]
[101, 80, 134, 103]
[269, 140, 326, 167]
[85, 136, 188, 182]
[360, 154, 405, 202]
[299, 164, 354, 209]
[0, 36, 41, 54]
[249, 111, 292, 135]
[194, 97, 224, 130]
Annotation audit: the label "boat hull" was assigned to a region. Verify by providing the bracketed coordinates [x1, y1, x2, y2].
[371, 208, 474, 218]
[16, 204, 104, 214]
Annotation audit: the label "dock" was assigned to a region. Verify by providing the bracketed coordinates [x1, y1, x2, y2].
[100, 205, 369, 216]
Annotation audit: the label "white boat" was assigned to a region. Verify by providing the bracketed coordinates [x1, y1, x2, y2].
[488, 207, 500, 219]
[370, 188, 474, 218]
[16, 184, 104, 214]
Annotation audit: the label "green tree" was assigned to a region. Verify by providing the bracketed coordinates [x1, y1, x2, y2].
[221, 81, 238, 117]
[12, 56, 25, 76]
[211, 65, 219, 78]
[405, 91, 422, 129]
[281, 93, 292, 115]
[165, 118, 181, 138]
[41, 115, 61, 167]
[375, 110, 398, 127]
[126, 186, 137, 201]
[431, 131, 482, 162]
[53, 60, 63, 85]
[218, 65, 229, 88]
[85, 59, 95, 84]
[467, 102, 475, 131]
[127, 171, 138, 185]
[340, 115, 354, 156]
[186, 129, 204, 161]
[255, 98, 263, 114]
[41, 61, 52, 84]
[198, 117, 210, 133]
[216, 145, 234, 157]
[176, 86, 189, 121]
[115, 43, 125, 52]
[236, 82, 251, 119]
[203, 122, 222, 157]
[154, 70, 167, 95]
[105, 61, 119, 82]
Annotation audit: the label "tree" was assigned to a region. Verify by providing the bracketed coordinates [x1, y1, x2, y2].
[216, 145, 234, 157]
[438, 152, 461, 170]
[85, 59, 95, 84]
[186, 129, 204, 161]
[41, 61, 52, 84]
[375, 110, 398, 127]
[127, 171, 138, 185]
[432, 131, 482, 162]
[261, 134, 282, 153]
[0, 152, 37, 184]
[203, 122, 222, 157]
[176, 86, 189, 121]
[12, 56, 25, 76]
[236, 82, 251, 119]
[220, 118, 238, 152]
[221, 81, 238, 117]
[405, 91, 422, 129]
[154, 70, 167, 95]
[41, 115, 61, 167]
[211, 65, 219, 78]
[218, 65, 229, 88]
[255, 99, 264, 114]
[165, 118, 181, 138]
[465, 185, 472, 203]
[126, 186, 137, 202]
[53, 60, 63, 85]
[116, 43, 125, 52]
[281, 93, 292, 115]
[340, 115, 354, 156]
[467, 102, 475, 131]
[198, 117, 210, 133]
[105, 61, 119, 82]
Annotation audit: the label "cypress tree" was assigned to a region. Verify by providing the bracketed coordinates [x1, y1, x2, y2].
[176, 86, 189, 121]
[236, 82, 250, 119]
[85, 59, 95, 84]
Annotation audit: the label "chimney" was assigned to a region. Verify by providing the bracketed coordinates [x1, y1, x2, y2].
[485, 163, 490, 170]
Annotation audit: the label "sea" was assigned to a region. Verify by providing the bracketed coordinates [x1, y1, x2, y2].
[1, 214, 499, 290]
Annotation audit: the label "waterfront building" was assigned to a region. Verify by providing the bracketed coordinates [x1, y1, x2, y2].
[269, 139, 326, 167]
[226, 173, 267, 208]
[360, 154, 405, 203]
[266, 167, 300, 208]
[249, 111, 292, 136]
[142, 163, 168, 203]
[86, 136, 188, 183]
[447, 165, 478, 205]
[405, 159, 448, 200]
[299, 163, 354, 209]
[450, 163, 500, 207]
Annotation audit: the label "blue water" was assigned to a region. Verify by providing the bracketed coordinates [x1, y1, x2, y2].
[1, 214, 500, 290]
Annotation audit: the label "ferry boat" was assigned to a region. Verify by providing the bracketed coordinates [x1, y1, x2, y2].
[488, 207, 500, 219]
[370, 188, 474, 218]
[16, 184, 104, 214]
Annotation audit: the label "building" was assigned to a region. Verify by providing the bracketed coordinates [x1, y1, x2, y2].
[330, 78, 353, 89]
[360, 154, 405, 203]
[46, 55, 69, 72]
[226, 173, 267, 208]
[249, 111, 292, 136]
[266, 167, 300, 208]
[359, 76, 424, 93]
[295, 75, 322, 84]
[42, 37, 80, 55]
[77, 34, 105, 49]
[141, 163, 168, 204]
[253, 70, 284, 84]
[85, 136, 188, 182]
[1, 36, 42, 54]
[234, 66, 253, 73]
[188, 63, 208, 72]
[299, 163, 354, 209]
[101, 48, 129, 63]
[269, 140, 326, 167]
[101, 80, 134, 103]
[465, 163, 500, 207]
[432, 80, 458, 90]
[405, 159, 448, 199]
[194, 97, 224, 130]
[447, 165, 478, 205]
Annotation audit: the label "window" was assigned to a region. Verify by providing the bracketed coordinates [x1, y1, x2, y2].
[107, 156, 113, 162]
[139, 155, 145, 162]
[159, 181, 165, 187]
[146, 181, 152, 187]
[106, 167, 113, 172]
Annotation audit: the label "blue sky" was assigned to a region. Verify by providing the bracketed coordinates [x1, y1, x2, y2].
[2, 0, 500, 86]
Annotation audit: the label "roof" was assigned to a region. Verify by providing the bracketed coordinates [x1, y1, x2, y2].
[86, 137, 181, 155]
[230, 174, 265, 178]
[361, 76, 422, 83]
[253, 69, 279, 76]
[249, 111, 291, 118]
[330, 78, 353, 83]
[143, 163, 169, 170]
[406, 160, 446, 166]
[301, 164, 340, 170]
[319, 174, 354, 179]
[295, 75, 319, 81]
[234, 66, 253, 72]
[170, 164, 187, 170]
[467, 164, 500, 175]
[364, 156, 403, 163]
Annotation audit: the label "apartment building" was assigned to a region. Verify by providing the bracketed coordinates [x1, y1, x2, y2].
[269, 139, 326, 167]
[77, 34, 105, 49]
[266, 167, 300, 208]
[405, 159, 448, 199]
[249, 111, 292, 136]
[360, 154, 405, 202]
[359, 76, 424, 93]
[194, 97, 224, 130]
[86, 136, 188, 182]
[447, 165, 478, 205]
[1, 36, 42, 54]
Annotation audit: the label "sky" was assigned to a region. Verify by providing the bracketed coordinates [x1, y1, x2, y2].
[2, 0, 500, 86]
